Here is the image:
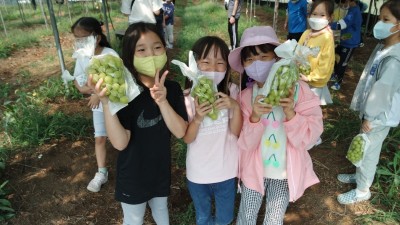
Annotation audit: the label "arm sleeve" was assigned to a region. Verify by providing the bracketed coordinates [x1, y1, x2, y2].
[237, 90, 265, 152]
[152, 0, 163, 12]
[284, 82, 323, 150]
[121, 0, 132, 14]
[307, 35, 335, 83]
[364, 58, 400, 121]
[73, 57, 88, 87]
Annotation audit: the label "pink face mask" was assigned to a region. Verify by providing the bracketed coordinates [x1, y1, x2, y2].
[244, 59, 276, 83]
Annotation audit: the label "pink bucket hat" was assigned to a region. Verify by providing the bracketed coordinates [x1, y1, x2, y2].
[228, 26, 280, 73]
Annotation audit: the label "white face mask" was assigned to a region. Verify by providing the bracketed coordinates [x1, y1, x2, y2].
[308, 18, 329, 30]
[73, 35, 96, 58]
[200, 71, 226, 85]
[373, 21, 400, 40]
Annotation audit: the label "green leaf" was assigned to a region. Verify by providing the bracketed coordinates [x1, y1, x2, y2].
[0, 199, 11, 207]
[0, 205, 14, 212]
[376, 169, 393, 176]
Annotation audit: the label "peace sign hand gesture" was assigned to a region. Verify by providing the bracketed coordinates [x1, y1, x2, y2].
[150, 69, 168, 105]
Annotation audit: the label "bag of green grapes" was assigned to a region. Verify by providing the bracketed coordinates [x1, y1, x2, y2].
[86, 53, 142, 115]
[259, 40, 300, 106]
[171, 51, 223, 121]
[294, 40, 319, 76]
[346, 133, 371, 167]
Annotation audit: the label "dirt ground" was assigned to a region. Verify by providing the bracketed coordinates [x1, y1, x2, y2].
[1, 2, 392, 225]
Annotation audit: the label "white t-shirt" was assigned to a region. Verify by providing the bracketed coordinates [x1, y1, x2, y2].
[184, 83, 239, 184]
[121, 0, 163, 24]
[73, 47, 119, 112]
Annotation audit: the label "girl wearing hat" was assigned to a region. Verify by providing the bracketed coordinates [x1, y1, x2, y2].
[228, 26, 323, 224]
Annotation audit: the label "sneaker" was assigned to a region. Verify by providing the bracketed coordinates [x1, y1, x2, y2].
[330, 74, 338, 82]
[337, 173, 356, 184]
[337, 189, 371, 205]
[87, 172, 108, 192]
[331, 82, 341, 91]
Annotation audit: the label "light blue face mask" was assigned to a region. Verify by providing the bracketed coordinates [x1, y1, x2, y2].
[373, 21, 400, 40]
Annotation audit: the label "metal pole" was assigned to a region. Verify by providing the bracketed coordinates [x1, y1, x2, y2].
[364, 0, 374, 36]
[0, 7, 7, 36]
[101, 0, 110, 42]
[45, 0, 68, 89]
[39, 0, 49, 30]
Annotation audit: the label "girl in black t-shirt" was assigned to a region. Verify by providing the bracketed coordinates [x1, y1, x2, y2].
[89, 22, 188, 225]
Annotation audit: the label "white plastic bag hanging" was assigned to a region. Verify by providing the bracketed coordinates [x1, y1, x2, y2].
[294, 40, 319, 76]
[87, 53, 142, 115]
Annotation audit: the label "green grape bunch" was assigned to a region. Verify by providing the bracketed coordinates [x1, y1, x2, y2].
[346, 135, 365, 164]
[262, 65, 298, 106]
[192, 77, 219, 120]
[299, 64, 311, 75]
[87, 54, 129, 104]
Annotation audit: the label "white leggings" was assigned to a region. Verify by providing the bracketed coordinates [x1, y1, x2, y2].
[121, 197, 169, 225]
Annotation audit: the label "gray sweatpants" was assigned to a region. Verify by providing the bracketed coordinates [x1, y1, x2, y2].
[236, 178, 289, 225]
[356, 125, 391, 191]
[121, 197, 169, 225]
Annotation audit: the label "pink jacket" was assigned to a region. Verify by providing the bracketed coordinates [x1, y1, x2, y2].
[238, 81, 323, 202]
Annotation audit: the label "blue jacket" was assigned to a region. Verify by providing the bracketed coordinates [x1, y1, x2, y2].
[330, 5, 362, 48]
[287, 0, 308, 33]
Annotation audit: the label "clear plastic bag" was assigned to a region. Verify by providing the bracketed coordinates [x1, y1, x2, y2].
[346, 133, 370, 167]
[259, 40, 299, 106]
[294, 41, 319, 76]
[86, 53, 142, 115]
[172, 51, 222, 120]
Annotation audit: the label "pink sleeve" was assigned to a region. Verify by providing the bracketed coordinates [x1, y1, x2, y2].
[237, 88, 265, 152]
[284, 81, 323, 150]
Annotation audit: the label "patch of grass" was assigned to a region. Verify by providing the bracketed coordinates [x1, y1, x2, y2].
[1, 89, 90, 148]
[171, 137, 187, 169]
[36, 76, 83, 101]
[171, 202, 196, 225]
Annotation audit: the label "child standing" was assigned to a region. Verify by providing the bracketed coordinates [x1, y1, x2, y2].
[163, 0, 174, 49]
[337, 0, 400, 205]
[284, 0, 309, 42]
[71, 17, 117, 192]
[329, 0, 362, 91]
[182, 36, 242, 225]
[89, 22, 188, 224]
[228, 26, 323, 224]
[298, 0, 335, 105]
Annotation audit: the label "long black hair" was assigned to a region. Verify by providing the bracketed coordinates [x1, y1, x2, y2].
[185, 36, 231, 95]
[71, 17, 111, 48]
[121, 22, 166, 88]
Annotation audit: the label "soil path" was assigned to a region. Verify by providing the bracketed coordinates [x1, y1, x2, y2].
[2, 1, 386, 225]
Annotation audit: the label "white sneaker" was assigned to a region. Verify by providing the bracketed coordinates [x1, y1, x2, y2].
[337, 189, 371, 205]
[87, 172, 108, 192]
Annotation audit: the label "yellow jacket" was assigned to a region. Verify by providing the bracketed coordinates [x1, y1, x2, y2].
[298, 29, 335, 88]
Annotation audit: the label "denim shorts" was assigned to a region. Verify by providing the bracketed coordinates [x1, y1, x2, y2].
[93, 111, 107, 137]
[187, 178, 236, 225]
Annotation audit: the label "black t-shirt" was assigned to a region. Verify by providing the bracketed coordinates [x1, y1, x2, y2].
[115, 80, 188, 204]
